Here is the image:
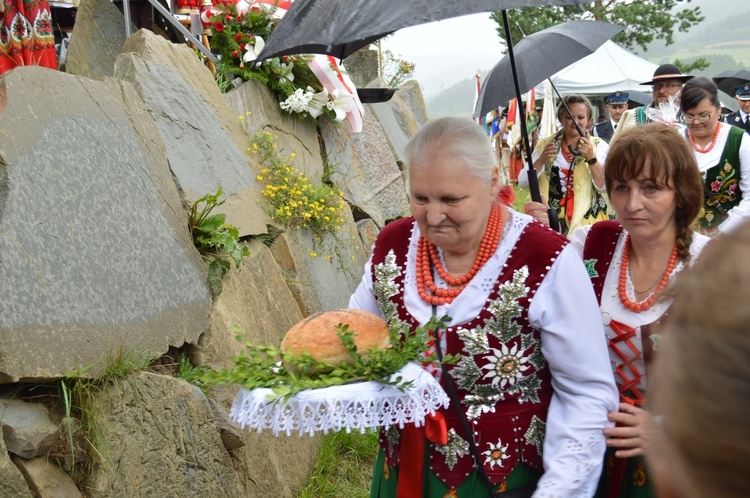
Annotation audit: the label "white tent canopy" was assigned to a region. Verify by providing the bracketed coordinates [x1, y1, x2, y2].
[534, 41, 658, 97]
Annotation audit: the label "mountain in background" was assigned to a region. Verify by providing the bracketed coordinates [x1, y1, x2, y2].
[424, 0, 749, 119]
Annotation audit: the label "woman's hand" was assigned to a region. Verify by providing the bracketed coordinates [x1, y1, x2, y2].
[534, 143, 557, 171]
[577, 136, 596, 163]
[524, 199, 550, 227]
[603, 403, 661, 458]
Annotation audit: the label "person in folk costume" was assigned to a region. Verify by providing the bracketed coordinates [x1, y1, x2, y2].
[679, 77, 750, 236]
[519, 93, 610, 236]
[524, 123, 709, 498]
[350, 117, 617, 498]
[612, 64, 693, 140]
[594, 92, 629, 143]
[0, 0, 57, 75]
[650, 219, 750, 498]
[724, 83, 750, 135]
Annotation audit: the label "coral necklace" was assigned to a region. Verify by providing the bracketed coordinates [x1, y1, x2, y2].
[416, 204, 504, 306]
[618, 235, 678, 313]
[688, 122, 721, 153]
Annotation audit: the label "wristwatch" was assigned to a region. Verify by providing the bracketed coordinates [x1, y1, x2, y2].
[585, 157, 598, 165]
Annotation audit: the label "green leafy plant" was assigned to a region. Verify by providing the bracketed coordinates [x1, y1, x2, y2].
[189, 187, 250, 296]
[188, 315, 457, 403]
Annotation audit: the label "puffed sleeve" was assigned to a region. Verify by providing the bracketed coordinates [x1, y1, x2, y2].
[347, 256, 382, 317]
[719, 132, 750, 234]
[528, 244, 618, 498]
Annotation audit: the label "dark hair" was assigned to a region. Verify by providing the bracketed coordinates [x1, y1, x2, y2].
[557, 93, 593, 123]
[605, 124, 703, 262]
[680, 77, 720, 113]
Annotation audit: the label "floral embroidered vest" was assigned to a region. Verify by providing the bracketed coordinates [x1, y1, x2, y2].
[370, 216, 568, 489]
[700, 125, 744, 233]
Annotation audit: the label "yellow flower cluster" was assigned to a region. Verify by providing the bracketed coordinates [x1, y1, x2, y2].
[252, 131, 347, 236]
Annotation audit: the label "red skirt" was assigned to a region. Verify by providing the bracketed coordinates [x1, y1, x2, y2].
[0, 0, 58, 75]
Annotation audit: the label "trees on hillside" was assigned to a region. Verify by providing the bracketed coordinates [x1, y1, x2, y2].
[490, 1, 704, 53]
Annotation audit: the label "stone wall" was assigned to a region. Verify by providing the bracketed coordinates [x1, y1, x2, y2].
[0, 1, 426, 493]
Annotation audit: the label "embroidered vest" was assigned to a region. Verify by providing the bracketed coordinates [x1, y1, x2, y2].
[370, 217, 567, 489]
[582, 221, 663, 405]
[700, 125, 745, 232]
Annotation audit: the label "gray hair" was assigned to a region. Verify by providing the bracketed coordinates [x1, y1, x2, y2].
[404, 117, 496, 184]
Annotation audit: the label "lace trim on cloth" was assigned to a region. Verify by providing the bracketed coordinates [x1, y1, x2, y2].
[228, 362, 450, 436]
[533, 433, 606, 497]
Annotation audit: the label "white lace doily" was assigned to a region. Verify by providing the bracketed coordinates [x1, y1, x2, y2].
[228, 362, 449, 436]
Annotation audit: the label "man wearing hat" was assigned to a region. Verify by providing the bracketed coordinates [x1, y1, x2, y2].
[613, 64, 694, 140]
[594, 91, 629, 142]
[725, 83, 750, 135]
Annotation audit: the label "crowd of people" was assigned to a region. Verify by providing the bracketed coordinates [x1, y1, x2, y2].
[348, 64, 750, 498]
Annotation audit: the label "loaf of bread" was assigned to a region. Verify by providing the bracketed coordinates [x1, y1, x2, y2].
[281, 309, 391, 366]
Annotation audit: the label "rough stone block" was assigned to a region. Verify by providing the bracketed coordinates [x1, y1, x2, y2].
[66, 0, 129, 79]
[87, 372, 244, 497]
[11, 456, 82, 498]
[0, 67, 211, 382]
[116, 29, 271, 236]
[0, 428, 31, 497]
[0, 400, 59, 459]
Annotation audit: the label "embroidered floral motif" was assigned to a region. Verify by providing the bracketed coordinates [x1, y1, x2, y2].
[373, 250, 411, 339]
[481, 344, 530, 389]
[450, 266, 545, 420]
[524, 415, 546, 455]
[436, 429, 470, 471]
[584, 258, 599, 278]
[632, 461, 647, 487]
[385, 425, 400, 459]
[707, 160, 739, 204]
[483, 438, 510, 469]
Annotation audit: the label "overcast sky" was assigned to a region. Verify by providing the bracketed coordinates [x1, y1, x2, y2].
[380, 13, 504, 97]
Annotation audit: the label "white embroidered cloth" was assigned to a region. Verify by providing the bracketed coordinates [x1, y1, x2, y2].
[229, 362, 449, 436]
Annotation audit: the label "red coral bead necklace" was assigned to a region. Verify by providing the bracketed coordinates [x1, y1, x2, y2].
[618, 235, 678, 313]
[416, 204, 504, 306]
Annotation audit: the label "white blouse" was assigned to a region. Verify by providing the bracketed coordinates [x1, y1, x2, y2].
[350, 209, 618, 498]
[569, 226, 710, 392]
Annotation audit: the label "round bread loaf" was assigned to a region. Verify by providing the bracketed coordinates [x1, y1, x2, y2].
[281, 309, 391, 366]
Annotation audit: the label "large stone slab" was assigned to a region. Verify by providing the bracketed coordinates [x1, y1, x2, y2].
[116, 29, 271, 236]
[0, 67, 211, 382]
[367, 78, 428, 168]
[319, 113, 409, 229]
[87, 372, 244, 497]
[225, 79, 324, 183]
[270, 211, 371, 316]
[66, 0, 128, 79]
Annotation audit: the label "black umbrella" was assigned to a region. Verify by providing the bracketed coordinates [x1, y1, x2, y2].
[256, 0, 586, 61]
[627, 90, 652, 107]
[713, 69, 750, 97]
[474, 21, 624, 117]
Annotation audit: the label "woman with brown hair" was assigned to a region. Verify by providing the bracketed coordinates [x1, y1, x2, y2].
[650, 219, 750, 498]
[524, 122, 708, 497]
[519, 93, 610, 235]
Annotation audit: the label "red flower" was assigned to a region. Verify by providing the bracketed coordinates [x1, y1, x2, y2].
[282, 55, 289, 62]
[225, 14, 232, 22]
[497, 185, 515, 207]
[239, 43, 245, 50]
[214, 21, 225, 32]
[235, 32, 242, 42]
[232, 50, 239, 58]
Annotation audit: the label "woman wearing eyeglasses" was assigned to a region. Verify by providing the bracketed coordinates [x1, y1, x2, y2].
[679, 77, 750, 235]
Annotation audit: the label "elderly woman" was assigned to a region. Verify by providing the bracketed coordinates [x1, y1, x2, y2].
[519, 94, 610, 235]
[650, 219, 750, 498]
[679, 77, 750, 235]
[350, 117, 617, 497]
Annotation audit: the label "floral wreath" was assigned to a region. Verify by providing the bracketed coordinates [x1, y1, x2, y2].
[209, 0, 364, 132]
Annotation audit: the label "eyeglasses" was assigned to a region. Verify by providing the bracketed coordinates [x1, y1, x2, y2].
[683, 111, 714, 124]
[653, 83, 683, 91]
